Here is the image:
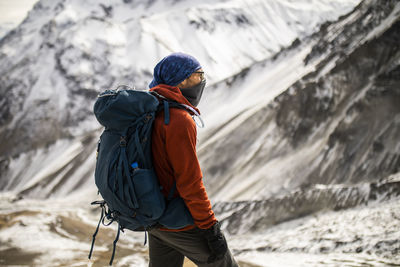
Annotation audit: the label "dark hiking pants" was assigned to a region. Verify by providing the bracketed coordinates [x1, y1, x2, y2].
[148, 228, 239, 267]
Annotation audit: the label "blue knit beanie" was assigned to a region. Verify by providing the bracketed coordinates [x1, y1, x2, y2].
[149, 52, 201, 88]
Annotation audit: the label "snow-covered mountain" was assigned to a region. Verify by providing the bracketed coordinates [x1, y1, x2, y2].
[0, 0, 359, 198]
[0, 0, 40, 40]
[1, 0, 400, 266]
[0, 24, 15, 41]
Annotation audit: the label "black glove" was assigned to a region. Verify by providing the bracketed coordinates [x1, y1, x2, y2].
[201, 221, 228, 263]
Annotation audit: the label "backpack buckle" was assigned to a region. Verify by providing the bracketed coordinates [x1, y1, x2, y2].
[120, 136, 127, 147]
[144, 115, 152, 123]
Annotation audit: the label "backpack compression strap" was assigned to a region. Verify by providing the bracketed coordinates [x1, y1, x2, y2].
[163, 100, 170, 125]
[167, 181, 177, 201]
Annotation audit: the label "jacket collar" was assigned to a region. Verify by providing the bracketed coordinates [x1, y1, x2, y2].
[150, 84, 201, 115]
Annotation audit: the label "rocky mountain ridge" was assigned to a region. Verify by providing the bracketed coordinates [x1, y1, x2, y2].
[215, 173, 400, 234]
[199, 0, 400, 201]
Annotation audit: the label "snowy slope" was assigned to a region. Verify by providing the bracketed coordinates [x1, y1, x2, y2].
[199, 0, 400, 201]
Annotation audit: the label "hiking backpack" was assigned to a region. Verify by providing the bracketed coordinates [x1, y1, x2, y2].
[88, 87, 198, 265]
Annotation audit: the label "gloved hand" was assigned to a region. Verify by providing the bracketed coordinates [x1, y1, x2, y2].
[200, 221, 228, 263]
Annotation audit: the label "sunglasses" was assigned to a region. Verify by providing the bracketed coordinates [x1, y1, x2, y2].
[193, 71, 205, 80]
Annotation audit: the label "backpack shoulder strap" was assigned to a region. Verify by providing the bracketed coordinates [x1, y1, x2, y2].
[162, 100, 190, 125]
[150, 91, 189, 125]
[163, 100, 170, 125]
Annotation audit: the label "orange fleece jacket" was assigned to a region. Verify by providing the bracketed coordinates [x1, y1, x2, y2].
[150, 84, 217, 231]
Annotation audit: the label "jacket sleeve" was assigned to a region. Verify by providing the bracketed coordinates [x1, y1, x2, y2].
[165, 110, 217, 229]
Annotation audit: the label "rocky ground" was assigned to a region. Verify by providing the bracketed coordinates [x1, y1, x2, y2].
[230, 198, 400, 267]
[1, 189, 399, 267]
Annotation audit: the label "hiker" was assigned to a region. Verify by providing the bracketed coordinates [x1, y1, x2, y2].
[148, 52, 238, 267]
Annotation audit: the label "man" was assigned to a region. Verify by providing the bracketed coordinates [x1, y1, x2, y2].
[148, 52, 238, 267]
